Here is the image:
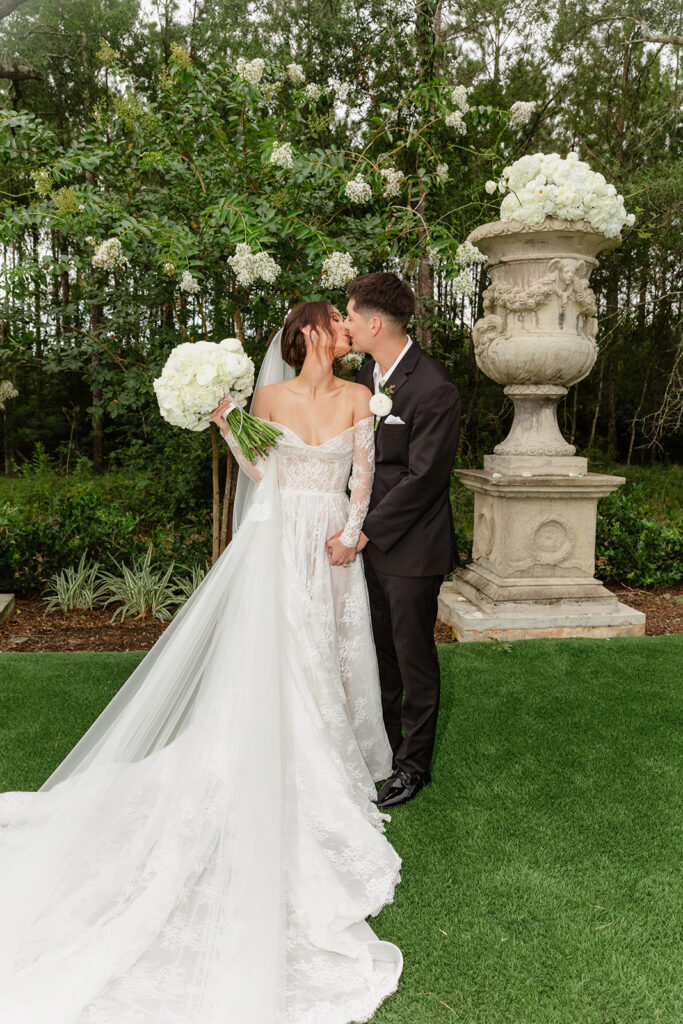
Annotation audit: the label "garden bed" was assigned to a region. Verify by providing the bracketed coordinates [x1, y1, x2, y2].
[1, 583, 680, 653]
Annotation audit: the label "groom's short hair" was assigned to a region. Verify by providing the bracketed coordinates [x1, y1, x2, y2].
[347, 273, 415, 332]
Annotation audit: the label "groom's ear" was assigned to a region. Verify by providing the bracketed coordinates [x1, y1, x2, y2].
[370, 315, 382, 337]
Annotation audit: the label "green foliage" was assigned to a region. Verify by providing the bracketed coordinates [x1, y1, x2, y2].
[40, 542, 209, 621]
[596, 484, 683, 586]
[96, 543, 182, 622]
[42, 551, 104, 612]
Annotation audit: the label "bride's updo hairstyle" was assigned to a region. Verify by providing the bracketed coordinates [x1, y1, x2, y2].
[281, 301, 336, 368]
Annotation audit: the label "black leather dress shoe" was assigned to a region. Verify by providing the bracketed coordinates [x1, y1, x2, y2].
[375, 767, 431, 809]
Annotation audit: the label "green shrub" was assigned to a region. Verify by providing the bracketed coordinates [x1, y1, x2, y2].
[596, 483, 683, 586]
[0, 491, 211, 596]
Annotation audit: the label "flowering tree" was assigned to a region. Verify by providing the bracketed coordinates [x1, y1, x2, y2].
[1, 39, 553, 554]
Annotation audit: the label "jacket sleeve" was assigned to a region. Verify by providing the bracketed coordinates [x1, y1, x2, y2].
[361, 379, 460, 554]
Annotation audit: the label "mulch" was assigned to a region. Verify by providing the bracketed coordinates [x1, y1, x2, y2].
[1, 582, 680, 654]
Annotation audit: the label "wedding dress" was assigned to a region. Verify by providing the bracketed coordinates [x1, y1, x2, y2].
[0, 334, 403, 1024]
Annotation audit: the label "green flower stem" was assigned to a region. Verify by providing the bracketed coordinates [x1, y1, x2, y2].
[225, 407, 282, 462]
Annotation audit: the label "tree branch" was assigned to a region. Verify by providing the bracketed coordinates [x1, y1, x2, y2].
[0, 62, 42, 82]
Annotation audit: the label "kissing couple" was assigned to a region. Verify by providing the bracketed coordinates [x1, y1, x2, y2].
[0, 272, 461, 1023]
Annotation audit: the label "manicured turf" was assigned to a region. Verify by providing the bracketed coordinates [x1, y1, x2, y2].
[1, 637, 681, 1023]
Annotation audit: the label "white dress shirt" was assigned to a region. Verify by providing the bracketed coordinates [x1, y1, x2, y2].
[372, 336, 413, 393]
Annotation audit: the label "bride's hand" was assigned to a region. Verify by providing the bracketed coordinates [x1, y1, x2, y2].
[209, 394, 234, 431]
[326, 532, 357, 567]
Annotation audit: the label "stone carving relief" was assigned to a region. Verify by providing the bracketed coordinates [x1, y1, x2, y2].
[481, 259, 597, 319]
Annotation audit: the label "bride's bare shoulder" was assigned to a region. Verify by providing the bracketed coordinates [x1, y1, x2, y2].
[252, 382, 283, 417]
[338, 380, 372, 421]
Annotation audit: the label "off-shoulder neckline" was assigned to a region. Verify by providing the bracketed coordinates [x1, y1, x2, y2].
[263, 415, 373, 449]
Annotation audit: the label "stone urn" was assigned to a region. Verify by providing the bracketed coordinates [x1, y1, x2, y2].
[438, 217, 645, 642]
[471, 217, 616, 463]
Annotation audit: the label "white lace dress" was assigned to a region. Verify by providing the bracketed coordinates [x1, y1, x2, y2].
[0, 415, 402, 1024]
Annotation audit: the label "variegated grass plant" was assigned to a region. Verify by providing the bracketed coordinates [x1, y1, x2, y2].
[41, 544, 208, 622]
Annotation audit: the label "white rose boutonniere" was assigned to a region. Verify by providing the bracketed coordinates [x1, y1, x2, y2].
[369, 384, 395, 431]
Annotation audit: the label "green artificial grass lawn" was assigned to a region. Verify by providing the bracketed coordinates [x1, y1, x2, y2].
[1, 637, 681, 1023]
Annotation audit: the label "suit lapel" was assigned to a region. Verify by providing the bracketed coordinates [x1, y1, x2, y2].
[376, 343, 421, 439]
[381, 341, 421, 398]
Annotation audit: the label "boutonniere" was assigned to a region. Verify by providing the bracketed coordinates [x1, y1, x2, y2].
[369, 383, 396, 431]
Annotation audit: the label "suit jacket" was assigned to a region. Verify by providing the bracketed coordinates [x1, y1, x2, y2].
[357, 342, 461, 577]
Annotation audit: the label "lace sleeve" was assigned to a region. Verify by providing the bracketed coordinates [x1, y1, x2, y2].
[220, 421, 267, 484]
[340, 416, 375, 548]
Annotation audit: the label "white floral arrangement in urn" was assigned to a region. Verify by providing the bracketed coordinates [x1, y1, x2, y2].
[486, 151, 636, 238]
[153, 338, 281, 460]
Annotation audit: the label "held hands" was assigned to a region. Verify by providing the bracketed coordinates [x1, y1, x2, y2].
[326, 531, 358, 567]
[326, 530, 369, 566]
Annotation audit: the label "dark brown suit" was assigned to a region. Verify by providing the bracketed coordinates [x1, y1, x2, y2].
[357, 342, 461, 775]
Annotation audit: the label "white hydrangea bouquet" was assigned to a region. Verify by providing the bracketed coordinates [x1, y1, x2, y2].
[491, 151, 635, 238]
[153, 337, 282, 461]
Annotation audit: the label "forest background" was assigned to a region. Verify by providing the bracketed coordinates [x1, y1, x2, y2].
[0, 0, 681, 598]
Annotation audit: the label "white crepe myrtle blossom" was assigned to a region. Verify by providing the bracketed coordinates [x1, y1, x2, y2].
[321, 251, 358, 289]
[261, 81, 282, 102]
[31, 168, 52, 195]
[345, 173, 372, 204]
[455, 241, 487, 265]
[269, 141, 294, 169]
[451, 268, 476, 297]
[0, 380, 18, 411]
[329, 77, 350, 102]
[304, 83, 323, 102]
[380, 168, 405, 198]
[451, 85, 470, 113]
[509, 101, 536, 129]
[339, 351, 364, 371]
[163, 261, 176, 276]
[485, 180, 498, 195]
[445, 110, 467, 134]
[497, 151, 636, 237]
[236, 57, 265, 86]
[436, 162, 449, 182]
[286, 63, 305, 85]
[427, 246, 442, 268]
[228, 243, 281, 287]
[92, 238, 129, 271]
[180, 270, 200, 294]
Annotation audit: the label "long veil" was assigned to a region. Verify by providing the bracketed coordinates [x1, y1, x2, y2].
[0, 337, 291, 1021]
[233, 327, 294, 532]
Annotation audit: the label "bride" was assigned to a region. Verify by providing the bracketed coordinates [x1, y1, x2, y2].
[0, 300, 403, 1024]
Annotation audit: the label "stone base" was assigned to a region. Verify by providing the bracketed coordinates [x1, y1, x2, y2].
[0, 593, 15, 625]
[438, 581, 646, 643]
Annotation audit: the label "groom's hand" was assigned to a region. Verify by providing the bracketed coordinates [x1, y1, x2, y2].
[356, 531, 369, 552]
[326, 531, 357, 566]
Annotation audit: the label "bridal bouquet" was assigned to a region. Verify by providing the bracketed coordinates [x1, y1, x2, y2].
[493, 151, 636, 238]
[153, 338, 281, 461]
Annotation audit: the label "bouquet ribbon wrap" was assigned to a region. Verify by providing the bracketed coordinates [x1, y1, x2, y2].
[221, 393, 282, 463]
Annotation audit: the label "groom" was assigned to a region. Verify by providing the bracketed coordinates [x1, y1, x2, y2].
[344, 272, 461, 809]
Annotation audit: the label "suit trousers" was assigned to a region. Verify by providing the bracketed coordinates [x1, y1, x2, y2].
[362, 554, 443, 776]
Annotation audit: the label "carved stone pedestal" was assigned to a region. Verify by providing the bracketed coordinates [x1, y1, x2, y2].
[439, 217, 645, 642]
